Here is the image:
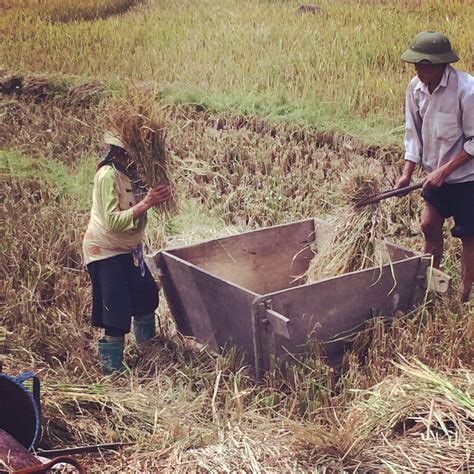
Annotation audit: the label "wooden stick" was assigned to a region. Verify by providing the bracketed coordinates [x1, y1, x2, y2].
[355, 182, 423, 208]
[36, 442, 134, 457]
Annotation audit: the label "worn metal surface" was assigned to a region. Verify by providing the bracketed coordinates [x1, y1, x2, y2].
[156, 219, 448, 376]
[385, 241, 418, 261]
[158, 252, 259, 367]
[0, 429, 41, 472]
[385, 241, 450, 293]
[261, 256, 431, 367]
[166, 219, 315, 294]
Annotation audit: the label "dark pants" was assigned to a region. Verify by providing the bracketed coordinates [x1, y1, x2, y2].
[421, 181, 474, 237]
[87, 253, 159, 333]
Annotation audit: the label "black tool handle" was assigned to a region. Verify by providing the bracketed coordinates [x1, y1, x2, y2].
[356, 182, 423, 207]
[37, 441, 134, 456]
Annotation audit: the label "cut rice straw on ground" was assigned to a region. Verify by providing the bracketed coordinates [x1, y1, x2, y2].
[108, 89, 178, 215]
[306, 168, 388, 282]
[292, 358, 473, 472]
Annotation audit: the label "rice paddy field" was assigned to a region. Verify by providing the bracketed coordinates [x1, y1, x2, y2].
[1, 0, 473, 472]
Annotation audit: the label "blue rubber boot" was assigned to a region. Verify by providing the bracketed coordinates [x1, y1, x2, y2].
[133, 313, 156, 344]
[98, 336, 124, 374]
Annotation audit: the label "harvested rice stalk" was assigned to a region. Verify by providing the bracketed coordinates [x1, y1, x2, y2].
[108, 90, 177, 214]
[306, 169, 387, 282]
[292, 360, 474, 472]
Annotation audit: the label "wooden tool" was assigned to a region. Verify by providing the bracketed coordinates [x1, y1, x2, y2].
[354, 182, 423, 208]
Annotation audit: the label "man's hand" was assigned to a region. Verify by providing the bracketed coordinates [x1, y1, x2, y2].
[422, 149, 472, 189]
[423, 168, 447, 189]
[395, 161, 416, 194]
[395, 175, 412, 189]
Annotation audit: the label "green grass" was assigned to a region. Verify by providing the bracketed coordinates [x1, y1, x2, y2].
[1, 150, 95, 210]
[0, 149, 227, 241]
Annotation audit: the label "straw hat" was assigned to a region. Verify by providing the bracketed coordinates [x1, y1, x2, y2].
[103, 131, 125, 149]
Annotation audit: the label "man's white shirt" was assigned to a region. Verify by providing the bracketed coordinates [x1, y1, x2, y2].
[404, 65, 474, 184]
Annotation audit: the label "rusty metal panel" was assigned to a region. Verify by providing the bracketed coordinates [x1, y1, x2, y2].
[156, 218, 450, 375]
[262, 256, 428, 364]
[158, 252, 259, 367]
[166, 219, 315, 294]
[0, 429, 42, 471]
[264, 308, 291, 339]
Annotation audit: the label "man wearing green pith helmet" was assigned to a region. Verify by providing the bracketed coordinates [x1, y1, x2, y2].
[395, 31, 474, 303]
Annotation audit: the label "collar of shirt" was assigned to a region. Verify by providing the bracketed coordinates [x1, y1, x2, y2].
[414, 65, 452, 95]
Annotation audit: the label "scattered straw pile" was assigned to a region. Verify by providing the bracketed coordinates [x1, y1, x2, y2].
[108, 90, 177, 214]
[293, 358, 474, 472]
[306, 166, 388, 282]
[2, 98, 472, 472]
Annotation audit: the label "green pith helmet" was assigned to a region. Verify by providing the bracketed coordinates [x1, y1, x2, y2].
[401, 31, 459, 64]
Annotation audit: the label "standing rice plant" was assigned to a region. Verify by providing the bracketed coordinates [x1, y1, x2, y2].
[0, 0, 145, 23]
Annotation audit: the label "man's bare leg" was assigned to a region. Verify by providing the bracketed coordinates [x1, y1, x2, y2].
[421, 202, 445, 268]
[460, 235, 474, 303]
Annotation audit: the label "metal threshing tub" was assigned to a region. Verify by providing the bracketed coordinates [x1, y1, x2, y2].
[151, 218, 449, 379]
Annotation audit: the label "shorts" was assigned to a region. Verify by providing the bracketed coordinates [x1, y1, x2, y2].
[421, 181, 474, 237]
[87, 253, 159, 332]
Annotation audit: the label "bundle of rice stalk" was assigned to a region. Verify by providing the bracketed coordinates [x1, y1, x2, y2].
[171, 426, 308, 472]
[41, 379, 160, 446]
[109, 91, 177, 215]
[351, 359, 473, 471]
[394, 357, 474, 416]
[306, 169, 387, 282]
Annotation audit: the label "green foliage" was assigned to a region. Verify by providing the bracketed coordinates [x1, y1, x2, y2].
[1, 150, 95, 210]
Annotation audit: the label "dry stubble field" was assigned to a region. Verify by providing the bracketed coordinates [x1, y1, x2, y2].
[1, 0, 473, 472]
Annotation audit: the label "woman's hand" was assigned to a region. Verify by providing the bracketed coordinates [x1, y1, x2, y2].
[132, 185, 172, 220]
[143, 185, 172, 208]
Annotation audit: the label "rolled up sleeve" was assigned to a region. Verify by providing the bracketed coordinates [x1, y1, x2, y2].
[404, 85, 423, 164]
[464, 138, 474, 157]
[461, 85, 474, 157]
